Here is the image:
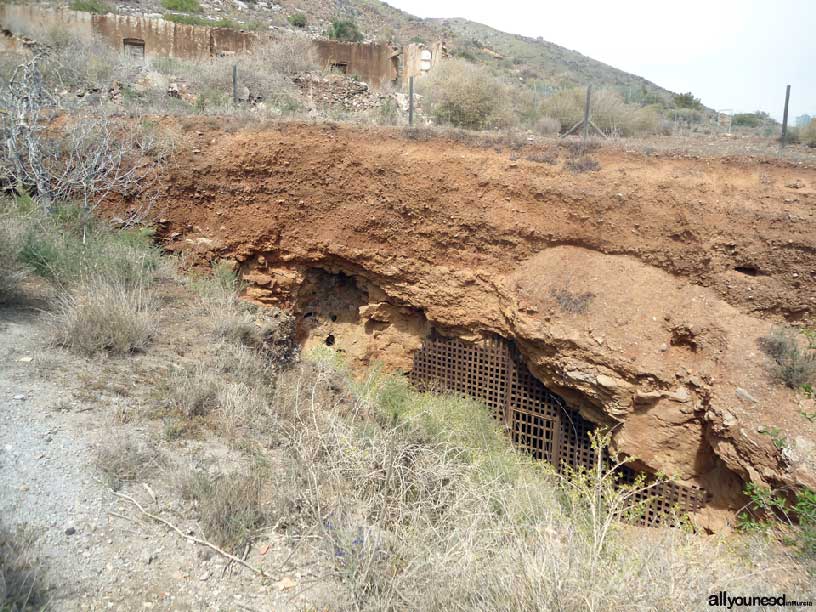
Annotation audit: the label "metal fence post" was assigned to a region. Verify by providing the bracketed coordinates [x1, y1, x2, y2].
[408, 76, 414, 126]
[582, 84, 591, 143]
[232, 64, 238, 105]
[780, 84, 791, 148]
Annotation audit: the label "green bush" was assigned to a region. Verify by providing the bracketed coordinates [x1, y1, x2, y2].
[673, 91, 702, 110]
[733, 113, 763, 127]
[288, 12, 307, 28]
[70, 0, 111, 14]
[161, 0, 202, 12]
[163, 13, 239, 29]
[327, 18, 363, 42]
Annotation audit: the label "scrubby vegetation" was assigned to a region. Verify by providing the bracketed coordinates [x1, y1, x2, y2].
[418, 59, 513, 130]
[287, 12, 307, 28]
[0, 525, 47, 612]
[327, 18, 364, 42]
[69, 0, 111, 14]
[760, 327, 816, 390]
[160, 0, 202, 13]
[803, 119, 816, 148]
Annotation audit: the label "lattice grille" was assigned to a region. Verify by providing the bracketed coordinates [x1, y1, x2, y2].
[410, 333, 709, 527]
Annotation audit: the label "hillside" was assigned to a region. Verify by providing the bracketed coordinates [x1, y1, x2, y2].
[271, 0, 676, 100]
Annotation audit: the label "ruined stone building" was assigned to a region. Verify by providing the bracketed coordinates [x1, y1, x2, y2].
[0, 3, 447, 90]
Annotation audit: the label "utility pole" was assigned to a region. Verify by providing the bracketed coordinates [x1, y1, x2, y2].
[232, 64, 238, 105]
[582, 84, 591, 142]
[780, 84, 791, 148]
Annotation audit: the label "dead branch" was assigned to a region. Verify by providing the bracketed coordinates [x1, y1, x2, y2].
[111, 490, 271, 580]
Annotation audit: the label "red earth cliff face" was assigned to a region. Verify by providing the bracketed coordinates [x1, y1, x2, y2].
[117, 120, 816, 530]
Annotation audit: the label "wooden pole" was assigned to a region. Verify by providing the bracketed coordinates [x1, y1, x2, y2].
[232, 64, 238, 105]
[408, 76, 414, 126]
[780, 84, 791, 147]
[582, 84, 592, 142]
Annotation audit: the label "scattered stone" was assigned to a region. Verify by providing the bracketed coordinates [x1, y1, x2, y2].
[12, 394, 26, 401]
[65, 526, 76, 536]
[735, 387, 758, 404]
[17, 356, 33, 363]
[277, 576, 297, 591]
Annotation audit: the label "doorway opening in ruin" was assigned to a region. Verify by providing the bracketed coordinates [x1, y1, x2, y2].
[330, 62, 349, 75]
[410, 332, 710, 526]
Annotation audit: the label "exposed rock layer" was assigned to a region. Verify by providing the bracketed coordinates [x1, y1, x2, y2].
[120, 121, 816, 530]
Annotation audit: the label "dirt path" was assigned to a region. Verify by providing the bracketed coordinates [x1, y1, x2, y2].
[0, 306, 303, 611]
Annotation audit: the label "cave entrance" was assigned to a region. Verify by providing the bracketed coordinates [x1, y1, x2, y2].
[410, 333, 709, 526]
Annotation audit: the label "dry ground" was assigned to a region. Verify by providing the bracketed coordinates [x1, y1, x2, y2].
[0, 283, 328, 611]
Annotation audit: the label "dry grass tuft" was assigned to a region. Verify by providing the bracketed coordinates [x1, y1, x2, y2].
[50, 278, 156, 356]
[95, 436, 166, 491]
[565, 155, 601, 174]
[178, 469, 269, 553]
[0, 208, 29, 304]
[0, 524, 48, 611]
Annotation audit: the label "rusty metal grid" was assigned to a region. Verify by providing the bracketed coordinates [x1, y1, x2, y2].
[410, 334, 709, 526]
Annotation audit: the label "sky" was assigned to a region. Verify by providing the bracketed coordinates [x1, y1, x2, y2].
[386, 0, 815, 120]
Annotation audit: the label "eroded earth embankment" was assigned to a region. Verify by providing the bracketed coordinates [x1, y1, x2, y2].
[119, 121, 816, 530]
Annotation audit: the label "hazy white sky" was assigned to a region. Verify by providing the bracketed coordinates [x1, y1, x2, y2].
[386, 0, 815, 120]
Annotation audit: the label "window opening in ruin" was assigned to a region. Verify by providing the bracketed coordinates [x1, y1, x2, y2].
[330, 62, 349, 75]
[123, 38, 145, 61]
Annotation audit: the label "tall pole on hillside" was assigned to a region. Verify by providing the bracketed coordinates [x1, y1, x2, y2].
[780, 84, 791, 148]
[408, 76, 415, 126]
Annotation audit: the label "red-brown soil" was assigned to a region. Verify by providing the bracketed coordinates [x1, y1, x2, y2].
[119, 120, 816, 530]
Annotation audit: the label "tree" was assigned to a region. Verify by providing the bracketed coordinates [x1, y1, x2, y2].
[326, 18, 363, 43]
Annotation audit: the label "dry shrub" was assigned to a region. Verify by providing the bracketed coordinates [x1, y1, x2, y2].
[565, 156, 600, 173]
[418, 58, 514, 130]
[51, 278, 156, 356]
[535, 116, 561, 136]
[525, 149, 558, 164]
[178, 469, 269, 552]
[759, 328, 816, 389]
[551, 288, 594, 313]
[96, 436, 165, 490]
[254, 35, 319, 76]
[803, 120, 816, 148]
[541, 87, 661, 136]
[0, 524, 48, 612]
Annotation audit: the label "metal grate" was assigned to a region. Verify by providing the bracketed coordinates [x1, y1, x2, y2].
[410, 333, 709, 527]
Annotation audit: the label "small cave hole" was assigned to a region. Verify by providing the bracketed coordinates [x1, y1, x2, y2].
[734, 266, 761, 277]
[325, 334, 336, 347]
[303, 311, 315, 319]
[330, 313, 338, 322]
